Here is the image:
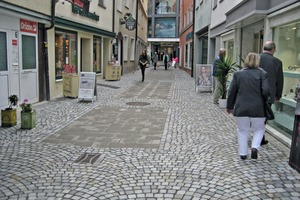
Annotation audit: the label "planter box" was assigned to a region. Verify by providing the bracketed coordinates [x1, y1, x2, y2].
[21, 110, 36, 129]
[1, 109, 17, 127]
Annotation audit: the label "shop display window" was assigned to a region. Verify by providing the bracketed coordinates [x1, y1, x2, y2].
[55, 29, 77, 80]
[272, 21, 300, 132]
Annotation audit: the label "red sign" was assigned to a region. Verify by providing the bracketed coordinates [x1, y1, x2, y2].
[73, 0, 84, 8]
[20, 19, 37, 34]
[12, 40, 17, 46]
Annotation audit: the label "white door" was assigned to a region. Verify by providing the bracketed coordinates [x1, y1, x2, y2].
[20, 33, 38, 103]
[0, 29, 9, 108]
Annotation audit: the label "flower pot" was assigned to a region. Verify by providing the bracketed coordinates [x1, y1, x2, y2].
[219, 98, 227, 109]
[1, 109, 17, 127]
[21, 110, 36, 129]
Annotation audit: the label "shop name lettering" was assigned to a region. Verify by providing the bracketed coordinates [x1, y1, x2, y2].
[20, 22, 37, 33]
[72, 5, 99, 21]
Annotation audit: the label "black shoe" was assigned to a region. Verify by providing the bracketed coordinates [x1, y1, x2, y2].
[261, 140, 269, 145]
[240, 155, 247, 160]
[251, 148, 258, 159]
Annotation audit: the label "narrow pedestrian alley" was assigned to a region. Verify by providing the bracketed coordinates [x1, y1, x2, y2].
[0, 67, 299, 200]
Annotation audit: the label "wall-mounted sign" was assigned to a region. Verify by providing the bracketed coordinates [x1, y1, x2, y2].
[20, 19, 37, 34]
[72, 4, 99, 21]
[126, 15, 136, 31]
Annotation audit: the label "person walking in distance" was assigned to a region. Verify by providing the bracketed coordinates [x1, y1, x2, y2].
[227, 53, 271, 160]
[139, 49, 148, 82]
[163, 52, 169, 70]
[213, 48, 226, 104]
[259, 41, 284, 145]
[152, 52, 158, 70]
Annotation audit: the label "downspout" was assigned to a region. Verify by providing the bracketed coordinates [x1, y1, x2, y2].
[43, 0, 56, 100]
[134, 0, 139, 71]
[112, 0, 115, 33]
[191, 0, 196, 78]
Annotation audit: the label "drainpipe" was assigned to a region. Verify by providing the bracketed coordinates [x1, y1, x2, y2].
[112, 0, 115, 33]
[43, 0, 56, 100]
[191, 0, 195, 78]
[134, 0, 139, 71]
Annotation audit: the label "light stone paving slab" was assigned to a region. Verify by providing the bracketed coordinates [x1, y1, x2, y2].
[0, 67, 299, 199]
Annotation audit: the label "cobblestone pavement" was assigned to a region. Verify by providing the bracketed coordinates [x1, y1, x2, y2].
[0, 67, 299, 200]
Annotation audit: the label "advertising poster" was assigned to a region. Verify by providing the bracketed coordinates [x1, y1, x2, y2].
[195, 64, 213, 92]
[78, 72, 96, 101]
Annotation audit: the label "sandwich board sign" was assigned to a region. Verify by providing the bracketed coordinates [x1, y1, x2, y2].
[78, 72, 97, 101]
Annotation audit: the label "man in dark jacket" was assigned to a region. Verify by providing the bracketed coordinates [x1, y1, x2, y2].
[259, 41, 284, 145]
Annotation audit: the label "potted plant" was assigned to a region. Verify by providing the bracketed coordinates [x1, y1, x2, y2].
[1, 94, 19, 127]
[215, 57, 239, 108]
[20, 99, 36, 129]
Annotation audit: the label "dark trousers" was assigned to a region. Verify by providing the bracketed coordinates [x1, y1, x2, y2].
[164, 62, 167, 70]
[141, 66, 146, 81]
[153, 62, 157, 70]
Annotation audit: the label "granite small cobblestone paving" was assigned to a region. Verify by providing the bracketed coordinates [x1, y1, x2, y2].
[0, 67, 300, 199]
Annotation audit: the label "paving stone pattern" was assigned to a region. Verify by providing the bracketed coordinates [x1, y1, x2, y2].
[0, 67, 300, 199]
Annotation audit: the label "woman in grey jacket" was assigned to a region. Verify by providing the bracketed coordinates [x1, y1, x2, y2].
[227, 53, 271, 160]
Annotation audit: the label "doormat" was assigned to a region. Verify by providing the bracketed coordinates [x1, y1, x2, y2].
[126, 102, 151, 106]
[97, 83, 120, 89]
[74, 153, 101, 164]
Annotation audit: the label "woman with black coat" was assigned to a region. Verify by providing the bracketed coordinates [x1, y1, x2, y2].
[226, 52, 271, 160]
[139, 49, 148, 82]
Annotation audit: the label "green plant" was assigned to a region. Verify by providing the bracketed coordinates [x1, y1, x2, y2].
[215, 57, 238, 99]
[20, 99, 32, 112]
[7, 94, 19, 110]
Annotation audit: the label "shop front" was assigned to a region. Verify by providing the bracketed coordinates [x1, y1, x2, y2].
[0, 11, 48, 109]
[267, 3, 300, 135]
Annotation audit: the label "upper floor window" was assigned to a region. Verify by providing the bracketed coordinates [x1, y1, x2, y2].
[117, 0, 122, 12]
[155, 0, 176, 14]
[213, 0, 217, 9]
[98, 0, 106, 8]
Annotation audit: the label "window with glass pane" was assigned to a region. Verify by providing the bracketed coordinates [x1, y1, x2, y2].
[155, 18, 176, 38]
[22, 35, 36, 70]
[93, 36, 102, 73]
[155, 0, 176, 14]
[0, 32, 8, 71]
[55, 29, 77, 80]
[98, 0, 105, 7]
[148, 0, 153, 14]
[148, 19, 152, 37]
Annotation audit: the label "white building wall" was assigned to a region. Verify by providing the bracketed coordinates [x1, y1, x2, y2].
[210, 0, 243, 29]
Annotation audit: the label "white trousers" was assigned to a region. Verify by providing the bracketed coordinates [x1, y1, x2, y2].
[235, 117, 266, 156]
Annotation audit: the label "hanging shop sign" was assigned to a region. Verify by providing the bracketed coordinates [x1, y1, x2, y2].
[126, 15, 136, 31]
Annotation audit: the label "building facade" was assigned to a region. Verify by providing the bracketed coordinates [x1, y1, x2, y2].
[194, 0, 300, 137]
[1, 0, 150, 107]
[147, 0, 180, 64]
[179, 0, 193, 73]
[0, 0, 52, 108]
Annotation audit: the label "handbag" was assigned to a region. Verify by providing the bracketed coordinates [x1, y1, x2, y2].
[260, 70, 274, 120]
[264, 101, 274, 120]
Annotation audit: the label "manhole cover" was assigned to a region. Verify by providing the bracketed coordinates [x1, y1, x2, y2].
[75, 153, 101, 164]
[126, 102, 151, 106]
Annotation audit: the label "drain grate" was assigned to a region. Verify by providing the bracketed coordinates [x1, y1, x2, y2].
[126, 102, 151, 106]
[97, 83, 120, 89]
[75, 153, 101, 164]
